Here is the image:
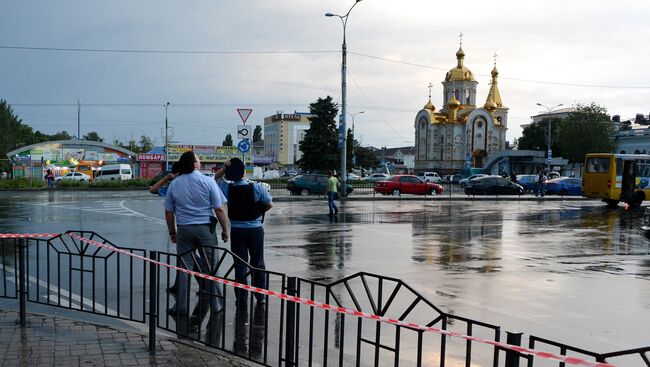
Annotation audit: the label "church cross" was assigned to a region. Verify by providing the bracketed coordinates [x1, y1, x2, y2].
[427, 82, 433, 99]
[493, 52, 498, 65]
[459, 32, 464, 46]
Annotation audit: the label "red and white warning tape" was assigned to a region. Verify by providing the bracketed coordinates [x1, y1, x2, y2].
[1, 232, 617, 367]
[0, 233, 59, 239]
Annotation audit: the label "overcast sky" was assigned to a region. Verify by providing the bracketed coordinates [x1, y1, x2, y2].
[1, 0, 649, 149]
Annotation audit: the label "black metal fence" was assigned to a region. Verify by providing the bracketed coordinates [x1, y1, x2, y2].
[1, 231, 648, 367]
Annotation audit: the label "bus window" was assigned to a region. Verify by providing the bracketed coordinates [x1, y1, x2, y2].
[586, 157, 610, 173]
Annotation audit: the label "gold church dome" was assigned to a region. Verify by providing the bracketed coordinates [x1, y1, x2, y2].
[424, 99, 436, 111]
[448, 96, 461, 108]
[445, 46, 475, 82]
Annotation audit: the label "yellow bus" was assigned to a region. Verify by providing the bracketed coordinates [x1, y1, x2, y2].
[582, 153, 650, 207]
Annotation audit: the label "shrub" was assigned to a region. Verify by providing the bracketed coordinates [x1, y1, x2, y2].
[0, 178, 46, 189]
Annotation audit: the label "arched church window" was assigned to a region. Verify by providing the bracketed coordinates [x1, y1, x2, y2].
[634, 149, 641, 154]
[620, 150, 626, 154]
[477, 120, 483, 128]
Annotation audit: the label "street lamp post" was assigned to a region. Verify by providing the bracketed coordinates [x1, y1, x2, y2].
[326, 0, 362, 197]
[348, 111, 364, 166]
[164, 102, 170, 171]
[536, 102, 563, 173]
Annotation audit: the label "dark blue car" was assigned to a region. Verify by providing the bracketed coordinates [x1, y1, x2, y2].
[516, 174, 538, 192]
[544, 177, 582, 196]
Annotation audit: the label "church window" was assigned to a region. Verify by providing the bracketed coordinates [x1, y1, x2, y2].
[620, 150, 626, 154]
[635, 149, 641, 154]
[477, 120, 483, 128]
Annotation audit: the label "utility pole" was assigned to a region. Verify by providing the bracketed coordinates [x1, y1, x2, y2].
[77, 99, 81, 139]
[536, 102, 563, 173]
[164, 102, 170, 171]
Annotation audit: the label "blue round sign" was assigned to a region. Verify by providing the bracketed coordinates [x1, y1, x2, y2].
[238, 140, 250, 153]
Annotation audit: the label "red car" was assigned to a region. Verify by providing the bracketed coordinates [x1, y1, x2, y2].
[374, 175, 444, 196]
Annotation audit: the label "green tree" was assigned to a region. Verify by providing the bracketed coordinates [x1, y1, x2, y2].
[355, 145, 379, 169]
[298, 96, 339, 172]
[222, 134, 233, 146]
[253, 125, 262, 143]
[138, 135, 154, 153]
[49, 131, 72, 140]
[517, 118, 563, 153]
[83, 131, 104, 142]
[0, 99, 36, 157]
[556, 103, 616, 163]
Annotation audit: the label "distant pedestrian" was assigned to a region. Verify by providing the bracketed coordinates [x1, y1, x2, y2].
[45, 169, 55, 188]
[536, 171, 546, 197]
[510, 171, 517, 183]
[327, 170, 339, 216]
[215, 158, 273, 306]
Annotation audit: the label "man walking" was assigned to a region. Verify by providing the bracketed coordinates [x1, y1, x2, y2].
[215, 158, 273, 306]
[327, 170, 339, 216]
[164, 151, 229, 319]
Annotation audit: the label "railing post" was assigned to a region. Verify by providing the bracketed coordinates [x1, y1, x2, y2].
[284, 276, 297, 367]
[18, 239, 27, 326]
[505, 332, 523, 367]
[148, 251, 158, 353]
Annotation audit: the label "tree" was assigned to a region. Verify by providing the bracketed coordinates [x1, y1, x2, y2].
[517, 117, 563, 153]
[556, 103, 616, 163]
[83, 131, 104, 142]
[49, 131, 72, 141]
[138, 135, 154, 153]
[0, 99, 36, 157]
[253, 125, 262, 143]
[222, 134, 233, 146]
[298, 96, 339, 172]
[355, 146, 379, 169]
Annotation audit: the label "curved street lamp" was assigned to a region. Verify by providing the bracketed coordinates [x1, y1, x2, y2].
[326, 0, 363, 197]
[536, 102, 564, 172]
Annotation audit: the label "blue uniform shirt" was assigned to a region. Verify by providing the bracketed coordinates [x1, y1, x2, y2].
[164, 171, 227, 225]
[218, 179, 272, 228]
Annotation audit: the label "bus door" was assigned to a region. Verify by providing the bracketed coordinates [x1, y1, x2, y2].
[620, 159, 636, 201]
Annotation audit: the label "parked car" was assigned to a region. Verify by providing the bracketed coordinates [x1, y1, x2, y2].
[459, 174, 488, 188]
[362, 173, 390, 183]
[346, 173, 361, 181]
[263, 170, 280, 179]
[57, 172, 91, 182]
[544, 177, 582, 196]
[286, 174, 353, 196]
[516, 174, 538, 192]
[416, 172, 442, 183]
[464, 176, 524, 195]
[374, 175, 443, 196]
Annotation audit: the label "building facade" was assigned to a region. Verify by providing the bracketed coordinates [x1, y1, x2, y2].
[414, 45, 508, 174]
[263, 111, 312, 165]
[615, 114, 650, 154]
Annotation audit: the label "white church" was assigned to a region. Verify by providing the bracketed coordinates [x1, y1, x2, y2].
[414, 42, 508, 173]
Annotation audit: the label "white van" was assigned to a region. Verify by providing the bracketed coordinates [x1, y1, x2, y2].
[96, 164, 133, 181]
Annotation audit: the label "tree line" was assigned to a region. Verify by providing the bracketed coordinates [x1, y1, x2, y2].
[516, 103, 617, 164]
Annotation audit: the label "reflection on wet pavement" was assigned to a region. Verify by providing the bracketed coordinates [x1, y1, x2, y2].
[1, 191, 649, 352]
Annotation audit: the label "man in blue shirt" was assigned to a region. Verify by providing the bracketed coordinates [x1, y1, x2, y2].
[164, 151, 229, 318]
[215, 158, 273, 306]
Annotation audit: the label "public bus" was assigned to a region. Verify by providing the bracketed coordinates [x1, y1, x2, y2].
[582, 153, 650, 207]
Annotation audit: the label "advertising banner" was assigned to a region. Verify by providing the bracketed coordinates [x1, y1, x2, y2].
[166, 144, 251, 164]
[137, 153, 166, 161]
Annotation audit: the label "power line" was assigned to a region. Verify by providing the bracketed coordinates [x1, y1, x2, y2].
[0, 45, 338, 55]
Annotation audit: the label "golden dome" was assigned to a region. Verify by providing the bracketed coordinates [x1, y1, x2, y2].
[491, 65, 499, 77]
[484, 95, 497, 110]
[445, 46, 475, 82]
[424, 99, 436, 111]
[448, 96, 461, 108]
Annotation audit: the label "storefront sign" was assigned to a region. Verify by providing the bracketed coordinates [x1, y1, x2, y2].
[166, 144, 251, 163]
[137, 153, 166, 161]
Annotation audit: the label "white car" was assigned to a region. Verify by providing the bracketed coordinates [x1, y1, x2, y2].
[416, 172, 442, 183]
[362, 173, 390, 183]
[347, 173, 361, 181]
[57, 172, 91, 182]
[459, 174, 488, 188]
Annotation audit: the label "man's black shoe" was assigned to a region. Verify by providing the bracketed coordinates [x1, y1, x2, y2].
[167, 284, 178, 294]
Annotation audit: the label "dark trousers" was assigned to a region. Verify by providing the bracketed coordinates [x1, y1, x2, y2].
[327, 192, 338, 214]
[230, 227, 266, 303]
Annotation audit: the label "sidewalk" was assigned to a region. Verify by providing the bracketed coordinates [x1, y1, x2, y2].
[0, 310, 257, 367]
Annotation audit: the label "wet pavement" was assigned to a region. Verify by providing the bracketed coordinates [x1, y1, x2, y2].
[0, 310, 257, 366]
[0, 191, 649, 355]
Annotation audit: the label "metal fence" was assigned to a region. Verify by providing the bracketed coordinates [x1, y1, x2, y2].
[1, 231, 648, 367]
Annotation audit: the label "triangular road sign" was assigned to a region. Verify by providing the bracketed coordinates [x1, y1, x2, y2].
[237, 108, 253, 124]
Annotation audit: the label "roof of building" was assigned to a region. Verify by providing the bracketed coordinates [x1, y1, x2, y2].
[7, 139, 137, 158]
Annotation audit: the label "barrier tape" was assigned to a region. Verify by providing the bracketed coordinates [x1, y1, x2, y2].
[2, 232, 617, 367]
[0, 233, 59, 239]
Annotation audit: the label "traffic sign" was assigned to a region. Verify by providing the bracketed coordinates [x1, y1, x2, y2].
[237, 109, 253, 124]
[237, 125, 251, 140]
[238, 140, 251, 153]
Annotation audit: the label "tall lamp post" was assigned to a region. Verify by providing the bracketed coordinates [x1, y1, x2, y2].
[348, 111, 364, 166]
[164, 102, 170, 171]
[326, 0, 363, 197]
[536, 102, 563, 173]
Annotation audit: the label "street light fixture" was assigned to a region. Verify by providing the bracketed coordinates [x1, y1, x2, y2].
[164, 102, 170, 171]
[536, 102, 563, 173]
[348, 111, 364, 166]
[325, 0, 363, 197]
